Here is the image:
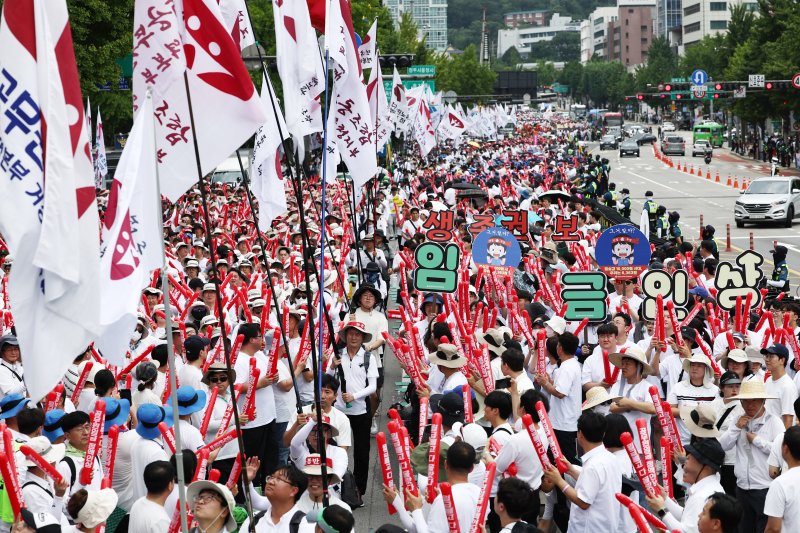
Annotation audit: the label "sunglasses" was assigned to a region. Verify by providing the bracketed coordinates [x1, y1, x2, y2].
[208, 375, 229, 383]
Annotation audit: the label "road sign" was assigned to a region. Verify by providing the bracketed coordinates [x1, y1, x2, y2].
[748, 74, 765, 88]
[691, 85, 707, 98]
[793, 73, 800, 89]
[407, 65, 436, 76]
[671, 77, 687, 83]
[734, 86, 747, 98]
[382, 79, 436, 100]
[691, 70, 708, 86]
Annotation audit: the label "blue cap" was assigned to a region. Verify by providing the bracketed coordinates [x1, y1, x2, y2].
[0, 393, 29, 420]
[135, 404, 173, 440]
[688, 286, 709, 299]
[42, 409, 65, 443]
[103, 398, 131, 433]
[175, 386, 207, 416]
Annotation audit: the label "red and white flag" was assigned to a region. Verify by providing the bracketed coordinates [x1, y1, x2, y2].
[272, 0, 324, 142]
[326, 0, 377, 193]
[412, 97, 436, 157]
[218, 0, 255, 51]
[95, 95, 162, 366]
[250, 73, 290, 231]
[388, 66, 411, 134]
[85, 97, 94, 167]
[358, 18, 377, 69]
[94, 108, 108, 189]
[132, 0, 266, 201]
[437, 105, 467, 141]
[0, 0, 103, 400]
[366, 58, 391, 151]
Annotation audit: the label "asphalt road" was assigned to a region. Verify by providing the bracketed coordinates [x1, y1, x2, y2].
[593, 129, 800, 290]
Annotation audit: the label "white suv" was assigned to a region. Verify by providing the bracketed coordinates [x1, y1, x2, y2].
[734, 177, 800, 227]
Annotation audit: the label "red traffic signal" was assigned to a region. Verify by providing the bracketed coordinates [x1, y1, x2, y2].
[637, 94, 644, 100]
[766, 82, 774, 89]
[713, 93, 720, 99]
[676, 94, 682, 100]
[714, 83, 722, 90]
[664, 84, 672, 91]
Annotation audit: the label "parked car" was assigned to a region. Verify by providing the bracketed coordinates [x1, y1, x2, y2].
[634, 132, 657, 145]
[619, 139, 640, 157]
[661, 135, 686, 156]
[734, 177, 800, 228]
[662, 121, 676, 132]
[600, 134, 618, 150]
[691, 140, 713, 157]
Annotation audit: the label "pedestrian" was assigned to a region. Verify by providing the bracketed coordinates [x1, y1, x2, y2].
[186, 480, 237, 533]
[128, 461, 173, 532]
[764, 426, 800, 533]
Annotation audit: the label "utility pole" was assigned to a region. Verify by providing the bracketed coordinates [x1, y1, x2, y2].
[479, 7, 489, 66]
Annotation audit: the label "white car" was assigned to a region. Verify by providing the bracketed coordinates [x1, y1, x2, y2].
[692, 140, 712, 157]
[662, 122, 676, 132]
[734, 177, 800, 227]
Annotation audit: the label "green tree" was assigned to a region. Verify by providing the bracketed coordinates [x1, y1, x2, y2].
[435, 45, 496, 98]
[535, 60, 558, 86]
[581, 59, 632, 108]
[634, 36, 677, 90]
[679, 34, 727, 81]
[496, 46, 524, 71]
[558, 60, 584, 99]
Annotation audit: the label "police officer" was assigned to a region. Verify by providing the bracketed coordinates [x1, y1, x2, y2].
[668, 211, 683, 245]
[767, 245, 790, 293]
[643, 191, 659, 229]
[617, 188, 632, 219]
[603, 182, 618, 208]
[655, 205, 669, 240]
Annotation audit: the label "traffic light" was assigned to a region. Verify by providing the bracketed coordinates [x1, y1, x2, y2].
[714, 83, 723, 91]
[637, 94, 644, 100]
[713, 93, 720, 99]
[675, 94, 683, 100]
[766, 82, 774, 90]
[664, 84, 672, 91]
[378, 54, 415, 69]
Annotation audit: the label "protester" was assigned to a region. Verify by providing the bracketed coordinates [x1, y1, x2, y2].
[128, 461, 173, 532]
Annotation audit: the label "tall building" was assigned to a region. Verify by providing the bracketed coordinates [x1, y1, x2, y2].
[383, 0, 448, 52]
[496, 13, 581, 58]
[503, 10, 548, 28]
[656, 0, 682, 46]
[580, 6, 619, 63]
[605, 0, 657, 69]
[681, 0, 758, 49]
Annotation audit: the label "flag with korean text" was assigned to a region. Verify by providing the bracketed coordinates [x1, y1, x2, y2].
[95, 94, 162, 366]
[0, 0, 103, 400]
[326, 0, 378, 194]
[412, 97, 436, 157]
[218, 0, 255, 50]
[272, 0, 324, 143]
[250, 73, 290, 231]
[388, 66, 410, 134]
[132, 0, 266, 201]
[358, 18, 377, 69]
[94, 108, 108, 189]
[366, 53, 391, 151]
[437, 104, 467, 140]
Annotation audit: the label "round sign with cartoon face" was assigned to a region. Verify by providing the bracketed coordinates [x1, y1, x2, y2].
[472, 227, 521, 273]
[595, 225, 651, 279]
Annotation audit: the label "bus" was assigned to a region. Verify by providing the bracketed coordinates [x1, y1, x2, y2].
[692, 122, 725, 147]
[602, 112, 624, 129]
[570, 104, 587, 119]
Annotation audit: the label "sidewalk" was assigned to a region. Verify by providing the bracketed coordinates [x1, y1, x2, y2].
[715, 147, 800, 176]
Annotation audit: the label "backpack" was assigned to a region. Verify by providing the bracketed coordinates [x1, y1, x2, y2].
[338, 470, 363, 509]
[252, 509, 305, 533]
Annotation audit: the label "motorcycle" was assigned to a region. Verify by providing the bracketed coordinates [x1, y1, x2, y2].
[704, 153, 712, 165]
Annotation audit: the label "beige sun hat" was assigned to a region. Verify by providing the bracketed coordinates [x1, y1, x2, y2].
[721, 348, 748, 369]
[608, 345, 654, 377]
[300, 453, 341, 484]
[582, 386, 621, 411]
[427, 343, 467, 369]
[680, 403, 720, 438]
[730, 380, 778, 400]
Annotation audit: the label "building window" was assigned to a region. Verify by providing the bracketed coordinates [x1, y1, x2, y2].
[710, 2, 727, 11]
[684, 3, 701, 16]
[710, 20, 728, 29]
[685, 22, 701, 33]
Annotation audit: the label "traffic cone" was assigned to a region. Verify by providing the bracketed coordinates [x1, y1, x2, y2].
[690, 165, 695, 175]
[733, 176, 739, 188]
[741, 179, 749, 191]
[706, 168, 711, 180]
[715, 171, 720, 182]
[726, 175, 732, 186]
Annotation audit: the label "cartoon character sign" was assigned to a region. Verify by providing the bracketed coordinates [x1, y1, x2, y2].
[595, 225, 651, 279]
[486, 237, 509, 266]
[473, 227, 521, 274]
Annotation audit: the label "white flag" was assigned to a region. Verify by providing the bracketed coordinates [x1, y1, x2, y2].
[0, 0, 103, 400]
[95, 95, 162, 366]
[133, 0, 267, 201]
[358, 18, 377, 69]
[366, 56, 391, 151]
[250, 74, 290, 231]
[272, 0, 324, 142]
[388, 66, 410, 133]
[327, 0, 377, 193]
[218, 0, 255, 50]
[437, 105, 467, 140]
[94, 108, 108, 189]
[412, 98, 437, 157]
[85, 97, 94, 166]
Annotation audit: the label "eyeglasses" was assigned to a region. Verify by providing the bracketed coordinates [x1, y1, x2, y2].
[70, 423, 91, 434]
[266, 475, 294, 486]
[193, 492, 223, 504]
[208, 375, 228, 383]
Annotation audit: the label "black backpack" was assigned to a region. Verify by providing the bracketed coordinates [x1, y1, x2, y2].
[252, 509, 305, 533]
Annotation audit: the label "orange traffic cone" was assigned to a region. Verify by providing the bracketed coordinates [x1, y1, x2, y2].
[726, 175, 732, 186]
[715, 171, 720, 182]
[733, 176, 739, 188]
[690, 165, 695, 175]
[706, 168, 711, 180]
[741, 179, 749, 191]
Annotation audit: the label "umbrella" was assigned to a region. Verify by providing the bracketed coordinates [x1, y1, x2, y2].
[457, 189, 488, 199]
[450, 182, 482, 190]
[468, 141, 481, 148]
[537, 189, 571, 202]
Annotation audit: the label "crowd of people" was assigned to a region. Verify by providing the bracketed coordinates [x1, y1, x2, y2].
[0, 110, 798, 533]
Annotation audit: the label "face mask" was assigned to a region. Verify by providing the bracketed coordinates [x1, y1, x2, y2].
[674, 464, 691, 488]
[366, 272, 380, 284]
[131, 330, 142, 343]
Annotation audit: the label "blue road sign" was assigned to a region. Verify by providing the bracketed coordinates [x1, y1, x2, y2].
[691, 69, 708, 86]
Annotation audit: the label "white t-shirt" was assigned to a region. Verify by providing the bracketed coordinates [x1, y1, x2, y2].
[129, 436, 169, 503]
[234, 351, 277, 427]
[549, 358, 582, 432]
[668, 380, 719, 445]
[425, 482, 480, 533]
[765, 373, 797, 423]
[568, 445, 622, 533]
[764, 467, 800, 532]
[330, 348, 378, 416]
[612, 378, 654, 450]
[128, 497, 171, 533]
[275, 359, 297, 423]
